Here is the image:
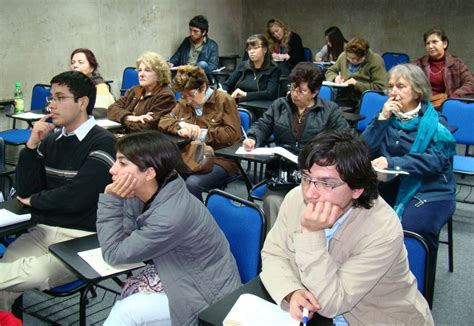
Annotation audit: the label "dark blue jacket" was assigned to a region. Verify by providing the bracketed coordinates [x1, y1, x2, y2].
[169, 36, 220, 72]
[362, 102, 456, 203]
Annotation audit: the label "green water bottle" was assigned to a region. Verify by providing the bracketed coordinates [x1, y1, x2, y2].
[14, 82, 24, 114]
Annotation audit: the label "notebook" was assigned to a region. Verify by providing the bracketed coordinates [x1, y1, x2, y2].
[0, 208, 31, 227]
[223, 293, 298, 326]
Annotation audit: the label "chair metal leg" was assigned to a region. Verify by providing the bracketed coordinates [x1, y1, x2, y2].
[447, 218, 454, 272]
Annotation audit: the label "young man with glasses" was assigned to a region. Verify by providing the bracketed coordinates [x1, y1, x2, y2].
[260, 129, 433, 325]
[0, 71, 116, 312]
[168, 15, 219, 76]
[243, 62, 349, 227]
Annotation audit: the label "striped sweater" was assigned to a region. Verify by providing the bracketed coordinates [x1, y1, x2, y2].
[16, 126, 116, 231]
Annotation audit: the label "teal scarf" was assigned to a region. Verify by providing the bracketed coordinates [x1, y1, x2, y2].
[391, 102, 456, 218]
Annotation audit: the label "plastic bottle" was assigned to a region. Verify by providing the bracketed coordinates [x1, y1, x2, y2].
[14, 82, 24, 114]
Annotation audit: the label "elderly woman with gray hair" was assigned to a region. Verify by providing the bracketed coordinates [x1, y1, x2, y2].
[362, 63, 456, 261]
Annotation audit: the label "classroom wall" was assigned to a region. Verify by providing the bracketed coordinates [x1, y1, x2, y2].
[0, 0, 242, 106]
[241, 0, 473, 70]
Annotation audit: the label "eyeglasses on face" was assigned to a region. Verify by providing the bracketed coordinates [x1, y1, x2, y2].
[289, 84, 310, 96]
[46, 95, 75, 104]
[298, 171, 346, 190]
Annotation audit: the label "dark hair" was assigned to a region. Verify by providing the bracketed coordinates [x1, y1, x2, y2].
[189, 15, 209, 34]
[50, 71, 96, 115]
[345, 38, 370, 58]
[245, 34, 273, 69]
[70, 48, 99, 74]
[325, 26, 347, 61]
[298, 129, 378, 209]
[289, 62, 324, 93]
[423, 27, 449, 49]
[116, 130, 188, 188]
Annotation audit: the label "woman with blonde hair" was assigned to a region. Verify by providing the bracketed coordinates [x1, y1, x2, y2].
[159, 65, 241, 201]
[108, 52, 176, 132]
[266, 18, 305, 75]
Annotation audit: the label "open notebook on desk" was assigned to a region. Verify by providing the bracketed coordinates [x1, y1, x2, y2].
[236, 146, 298, 163]
[322, 80, 350, 88]
[78, 247, 145, 277]
[0, 209, 31, 227]
[224, 293, 298, 326]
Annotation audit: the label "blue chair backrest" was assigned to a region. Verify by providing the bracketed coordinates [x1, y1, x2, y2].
[318, 85, 333, 101]
[238, 108, 252, 133]
[382, 52, 410, 71]
[441, 98, 474, 145]
[404, 231, 432, 304]
[121, 67, 139, 96]
[175, 91, 181, 101]
[31, 84, 51, 111]
[357, 90, 388, 132]
[205, 189, 265, 283]
[303, 47, 312, 61]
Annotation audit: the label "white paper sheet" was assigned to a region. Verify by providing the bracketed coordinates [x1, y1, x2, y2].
[78, 247, 145, 277]
[95, 119, 122, 129]
[0, 208, 31, 227]
[235, 146, 298, 163]
[12, 112, 45, 120]
[373, 166, 409, 175]
[322, 81, 349, 87]
[223, 293, 298, 326]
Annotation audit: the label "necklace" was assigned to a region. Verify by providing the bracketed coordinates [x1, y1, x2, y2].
[428, 64, 443, 76]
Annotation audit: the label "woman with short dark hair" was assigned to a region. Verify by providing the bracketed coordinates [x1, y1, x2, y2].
[222, 34, 281, 102]
[413, 28, 474, 109]
[243, 62, 349, 227]
[97, 130, 241, 325]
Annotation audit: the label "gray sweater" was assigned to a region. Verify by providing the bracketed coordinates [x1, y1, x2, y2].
[96, 176, 241, 325]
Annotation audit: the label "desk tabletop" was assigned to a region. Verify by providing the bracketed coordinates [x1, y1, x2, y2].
[215, 143, 277, 164]
[198, 276, 332, 326]
[49, 234, 103, 281]
[238, 100, 273, 112]
[0, 199, 36, 237]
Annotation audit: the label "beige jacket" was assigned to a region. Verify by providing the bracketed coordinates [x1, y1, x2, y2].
[260, 186, 433, 325]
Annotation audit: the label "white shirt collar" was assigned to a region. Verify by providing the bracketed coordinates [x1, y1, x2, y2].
[56, 116, 96, 142]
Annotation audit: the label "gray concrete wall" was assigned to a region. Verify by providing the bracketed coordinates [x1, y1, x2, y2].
[241, 0, 473, 70]
[0, 0, 242, 106]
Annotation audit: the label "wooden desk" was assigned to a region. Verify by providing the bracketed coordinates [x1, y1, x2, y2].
[0, 199, 35, 238]
[198, 276, 332, 326]
[215, 143, 277, 192]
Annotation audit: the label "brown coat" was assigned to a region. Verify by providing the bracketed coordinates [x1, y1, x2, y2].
[159, 89, 242, 175]
[413, 51, 474, 98]
[107, 85, 176, 132]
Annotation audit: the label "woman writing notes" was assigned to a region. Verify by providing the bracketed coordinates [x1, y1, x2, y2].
[362, 64, 456, 263]
[413, 28, 474, 109]
[266, 18, 305, 75]
[222, 34, 281, 103]
[97, 131, 241, 325]
[107, 52, 176, 132]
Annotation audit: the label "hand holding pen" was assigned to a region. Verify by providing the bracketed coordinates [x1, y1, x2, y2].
[286, 289, 320, 324]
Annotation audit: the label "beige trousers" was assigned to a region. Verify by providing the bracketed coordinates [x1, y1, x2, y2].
[263, 188, 290, 232]
[0, 224, 94, 311]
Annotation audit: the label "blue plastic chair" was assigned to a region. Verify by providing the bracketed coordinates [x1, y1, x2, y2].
[441, 98, 474, 177]
[205, 189, 266, 283]
[382, 52, 410, 71]
[356, 90, 388, 133]
[0, 84, 51, 146]
[238, 108, 253, 135]
[318, 85, 333, 101]
[120, 67, 139, 96]
[303, 47, 312, 62]
[404, 231, 433, 308]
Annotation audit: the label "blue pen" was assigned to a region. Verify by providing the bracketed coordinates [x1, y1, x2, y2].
[302, 307, 309, 325]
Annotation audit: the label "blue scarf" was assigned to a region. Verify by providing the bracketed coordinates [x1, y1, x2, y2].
[391, 102, 456, 217]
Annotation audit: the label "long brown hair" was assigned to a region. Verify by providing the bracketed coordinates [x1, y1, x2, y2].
[266, 18, 291, 53]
